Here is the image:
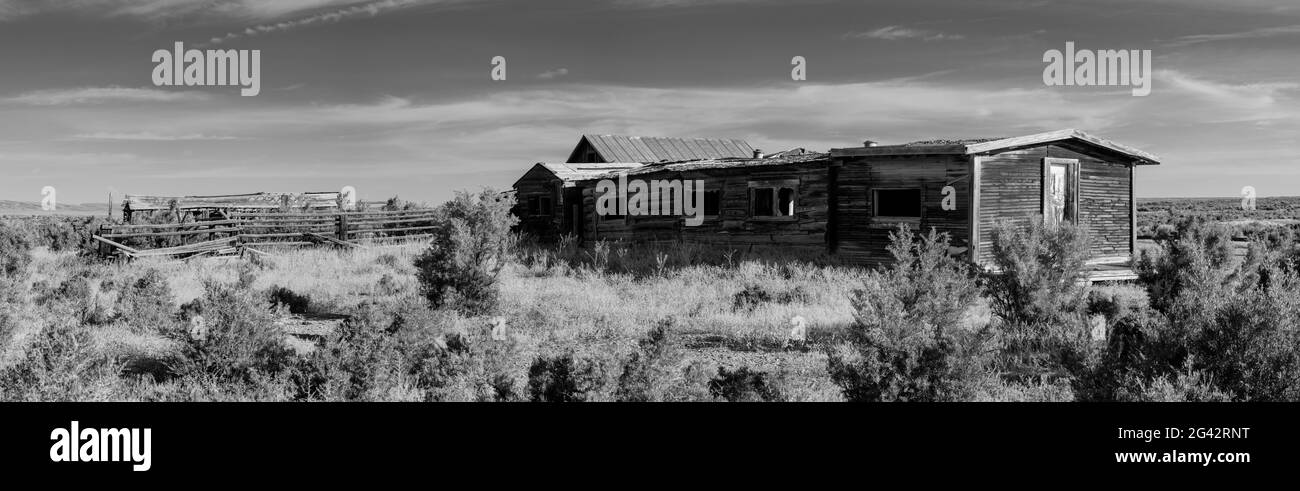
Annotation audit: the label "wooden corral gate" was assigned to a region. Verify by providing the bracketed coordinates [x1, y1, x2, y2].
[92, 208, 440, 259]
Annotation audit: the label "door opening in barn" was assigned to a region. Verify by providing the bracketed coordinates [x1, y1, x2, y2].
[1043, 158, 1078, 227]
[564, 187, 585, 239]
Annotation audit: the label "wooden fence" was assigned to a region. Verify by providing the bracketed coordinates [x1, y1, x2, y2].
[92, 209, 440, 259]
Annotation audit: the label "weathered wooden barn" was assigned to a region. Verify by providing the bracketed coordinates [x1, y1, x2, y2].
[577, 152, 831, 254]
[513, 129, 1160, 277]
[513, 134, 761, 240]
[512, 162, 644, 240]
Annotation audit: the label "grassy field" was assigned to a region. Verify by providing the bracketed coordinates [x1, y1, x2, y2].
[4, 193, 1300, 402]
[3, 241, 864, 401]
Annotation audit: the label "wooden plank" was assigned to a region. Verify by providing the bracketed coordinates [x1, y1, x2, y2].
[303, 232, 364, 249]
[112, 219, 240, 230]
[91, 235, 141, 256]
[104, 227, 241, 239]
[240, 232, 338, 239]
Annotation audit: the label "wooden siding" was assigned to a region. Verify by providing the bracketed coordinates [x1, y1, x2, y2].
[833, 154, 972, 266]
[579, 161, 828, 254]
[512, 166, 564, 240]
[976, 145, 1132, 264]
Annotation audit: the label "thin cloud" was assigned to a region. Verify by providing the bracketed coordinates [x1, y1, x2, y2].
[537, 68, 569, 80]
[5, 87, 210, 106]
[207, 0, 456, 44]
[844, 25, 965, 42]
[1157, 69, 1298, 110]
[72, 132, 242, 141]
[1167, 24, 1300, 47]
[0, 0, 408, 23]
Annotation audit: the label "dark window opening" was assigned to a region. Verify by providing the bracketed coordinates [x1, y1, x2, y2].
[538, 196, 552, 216]
[874, 189, 921, 218]
[752, 189, 774, 216]
[703, 190, 721, 216]
[527, 196, 540, 216]
[750, 186, 797, 217]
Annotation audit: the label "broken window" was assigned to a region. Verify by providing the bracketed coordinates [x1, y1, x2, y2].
[749, 182, 797, 218]
[874, 188, 921, 218]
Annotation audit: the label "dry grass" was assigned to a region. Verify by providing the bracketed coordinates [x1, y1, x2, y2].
[7, 242, 865, 401]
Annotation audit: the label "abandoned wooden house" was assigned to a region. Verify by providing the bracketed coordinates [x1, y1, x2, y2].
[512, 129, 1160, 279]
[513, 134, 762, 240]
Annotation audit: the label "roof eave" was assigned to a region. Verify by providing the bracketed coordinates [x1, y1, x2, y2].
[962, 129, 1162, 165]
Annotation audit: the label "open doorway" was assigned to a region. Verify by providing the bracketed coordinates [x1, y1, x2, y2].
[1043, 158, 1078, 227]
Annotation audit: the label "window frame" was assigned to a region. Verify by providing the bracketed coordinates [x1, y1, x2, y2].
[747, 179, 799, 221]
[1041, 158, 1080, 225]
[871, 187, 924, 223]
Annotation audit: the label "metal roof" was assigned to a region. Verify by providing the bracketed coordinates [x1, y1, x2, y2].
[579, 152, 829, 181]
[575, 134, 755, 163]
[512, 162, 645, 188]
[831, 129, 1161, 165]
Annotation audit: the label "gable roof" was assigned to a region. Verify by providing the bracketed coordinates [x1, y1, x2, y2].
[512, 162, 644, 188]
[579, 152, 829, 182]
[571, 134, 755, 163]
[830, 129, 1161, 165]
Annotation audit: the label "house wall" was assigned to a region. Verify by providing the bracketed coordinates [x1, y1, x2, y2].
[579, 161, 829, 255]
[975, 145, 1132, 264]
[512, 168, 564, 240]
[832, 154, 972, 266]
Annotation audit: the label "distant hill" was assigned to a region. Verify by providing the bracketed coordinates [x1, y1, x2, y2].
[0, 200, 112, 217]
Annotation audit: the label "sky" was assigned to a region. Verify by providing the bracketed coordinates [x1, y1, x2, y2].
[0, 0, 1297, 204]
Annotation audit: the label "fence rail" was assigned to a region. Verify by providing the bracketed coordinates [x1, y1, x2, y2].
[92, 209, 438, 259]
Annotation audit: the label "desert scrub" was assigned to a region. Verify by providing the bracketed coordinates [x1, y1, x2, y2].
[984, 220, 1091, 326]
[167, 280, 296, 392]
[415, 188, 518, 315]
[114, 269, 180, 335]
[527, 319, 712, 402]
[709, 367, 784, 402]
[291, 299, 535, 401]
[0, 317, 123, 401]
[826, 225, 985, 402]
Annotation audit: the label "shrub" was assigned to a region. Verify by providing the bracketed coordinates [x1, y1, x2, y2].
[1136, 219, 1235, 315]
[0, 318, 121, 401]
[169, 281, 296, 387]
[291, 300, 531, 402]
[527, 352, 619, 402]
[1119, 220, 1300, 401]
[826, 225, 984, 402]
[114, 269, 179, 335]
[415, 188, 518, 315]
[731, 284, 809, 313]
[985, 220, 1091, 326]
[614, 319, 712, 402]
[709, 367, 784, 402]
[0, 221, 32, 303]
[269, 285, 311, 314]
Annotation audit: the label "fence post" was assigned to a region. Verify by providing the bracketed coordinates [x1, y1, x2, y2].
[338, 213, 349, 241]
